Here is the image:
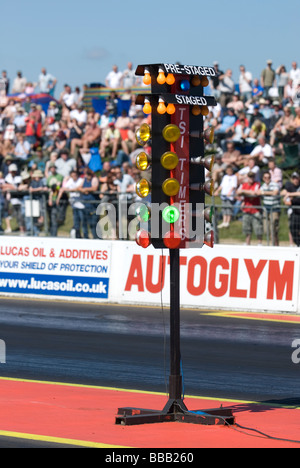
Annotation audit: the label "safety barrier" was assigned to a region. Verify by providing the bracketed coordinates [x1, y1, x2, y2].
[0, 236, 298, 314]
[1, 189, 298, 247]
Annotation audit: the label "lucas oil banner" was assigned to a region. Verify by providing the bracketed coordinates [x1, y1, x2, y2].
[0, 237, 111, 300]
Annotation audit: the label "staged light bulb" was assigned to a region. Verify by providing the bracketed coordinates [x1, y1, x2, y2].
[162, 178, 180, 197]
[160, 151, 178, 170]
[143, 98, 152, 115]
[166, 103, 176, 115]
[143, 69, 151, 85]
[157, 98, 167, 115]
[157, 68, 166, 85]
[136, 178, 151, 198]
[135, 123, 151, 146]
[191, 105, 201, 116]
[136, 151, 151, 171]
[166, 73, 175, 85]
[162, 124, 181, 143]
[201, 106, 209, 116]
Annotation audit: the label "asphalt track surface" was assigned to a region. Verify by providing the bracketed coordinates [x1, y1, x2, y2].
[0, 297, 300, 448]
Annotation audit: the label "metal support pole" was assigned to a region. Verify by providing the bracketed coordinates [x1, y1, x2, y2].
[169, 248, 182, 400]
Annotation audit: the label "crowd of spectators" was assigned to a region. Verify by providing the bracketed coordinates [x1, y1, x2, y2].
[0, 60, 299, 245]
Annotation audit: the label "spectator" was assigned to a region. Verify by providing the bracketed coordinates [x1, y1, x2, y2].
[0, 71, 9, 95]
[214, 165, 238, 228]
[227, 92, 244, 113]
[11, 71, 27, 94]
[70, 120, 101, 156]
[78, 168, 99, 239]
[28, 169, 47, 236]
[57, 170, 85, 238]
[293, 107, 300, 130]
[105, 65, 123, 89]
[55, 149, 76, 178]
[267, 158, 283, 188]
[276, 65, 289, 100]
[99, 169, 120, 239]
[257, 171, 281, 245]
[289, 62, 300, 90]
[282, 172, 300, 246]
[14, 133, 31, 163]
[2, 163, 23, 234]
[237, 157, 261, 184]
[210, 61, 224, 99]
[13, 106, 27, 133]
[247, 135, 274, 165]
[46, 162, 63, 236]
[218, 69, 235, 108]
[269, 106, 295, 146]
[121, 62, 136, 89]
[252, 78, 264, 99]
[261, 60, 276, 98]
[99, 122, 121, 160]
[239, 65, 253, 102]
[236, 171, 263, 245]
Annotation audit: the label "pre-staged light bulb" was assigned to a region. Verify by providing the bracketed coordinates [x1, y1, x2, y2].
[143, 68, 151, 86]
[157, 98, 167, 115]
[166, 73, 175, 85]
[143, 98, 152, 115]
[157, 68, 166, 85]
[201, 76, 209, 87]
[191, 75, 201, 87]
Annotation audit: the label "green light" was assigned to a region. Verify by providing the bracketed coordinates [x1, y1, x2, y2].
[162, 124, 181, 143]
[162, 205, 180, 224]
[160, 151, 179, 170]
[136, 204, 151, 222]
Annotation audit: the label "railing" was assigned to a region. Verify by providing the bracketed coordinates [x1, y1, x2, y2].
[0, 189, 298, 246]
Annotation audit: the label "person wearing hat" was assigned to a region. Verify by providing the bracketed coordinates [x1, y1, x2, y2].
[282, 172, 300, 246]
[261, 60, 275, 98]
[237, 171, 263, 245]
[2, 163, 23, 234]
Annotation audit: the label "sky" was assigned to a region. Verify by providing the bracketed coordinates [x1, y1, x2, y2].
[0, 0, 299, 97]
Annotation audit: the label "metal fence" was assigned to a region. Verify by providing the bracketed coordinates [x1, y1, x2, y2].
[0, 189, 299, 246]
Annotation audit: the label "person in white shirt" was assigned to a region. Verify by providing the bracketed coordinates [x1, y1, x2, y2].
[239, 65, 252, 101]
[105, 65, 123, 89]
[249, 136, 274, 164]
[289, 62, 300, 89]
[57, 170, 85, 238]
[14, 133, 31, 161]
[214, 165, 238, 228]
[38, 68, 57, 95]
[12, 71, 27, 94]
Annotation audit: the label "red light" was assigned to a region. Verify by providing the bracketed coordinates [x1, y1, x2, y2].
[163, 231, 181, 249]
[136, 230, 151, 248]
[204, 230, 214, 248]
